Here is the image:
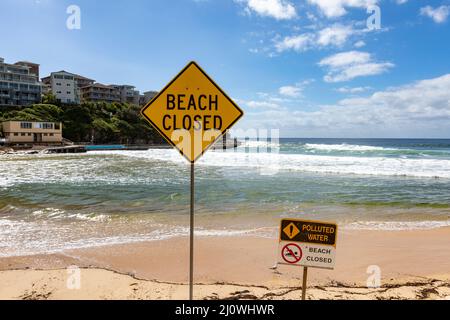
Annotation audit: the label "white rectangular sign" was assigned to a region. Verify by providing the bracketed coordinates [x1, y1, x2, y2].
[278, 241, 336, 269]
[278, 219, 337, 270]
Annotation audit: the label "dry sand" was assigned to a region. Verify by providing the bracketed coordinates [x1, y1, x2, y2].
[1, 228, 450, 300]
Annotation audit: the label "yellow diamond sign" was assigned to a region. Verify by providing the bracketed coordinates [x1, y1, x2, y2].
[283, 222, 300, 240]
[141, 61, 244, 163]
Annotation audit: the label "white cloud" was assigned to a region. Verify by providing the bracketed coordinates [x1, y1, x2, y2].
[246, 100, 282, 110]
[237, 0, 297, 20]
[317, 24, 354, 46]
[336, 86, 372, 93]
[306, 12, 318, 21]
[338, 74, 450, 120]
[396, 0, 408, 4]
[279, 85, 303, 97]
[279, 79, 314, 97]
[354, 40, 366, 48]
[239, 74, 450, 138]
[307, 0, 378, 18]
[242, 80, 313, 111]
[420, 5, 450, 24]
[319, 51, 371, 67]
[318, 51, 394, 82]
[275, 33, 315, 52]
[275, 24, 355, 52]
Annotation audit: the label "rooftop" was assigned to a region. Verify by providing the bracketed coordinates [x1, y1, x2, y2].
[81, 82, 117, 90]
[15, 61, 40, 66]
[42, 70, 95, 82]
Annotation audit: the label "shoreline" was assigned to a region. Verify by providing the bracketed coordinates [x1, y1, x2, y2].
[1, 214, 450, 258]
[1, 228, 450, 299]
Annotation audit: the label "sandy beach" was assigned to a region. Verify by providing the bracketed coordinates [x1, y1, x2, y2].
[1, 227, 449, 300]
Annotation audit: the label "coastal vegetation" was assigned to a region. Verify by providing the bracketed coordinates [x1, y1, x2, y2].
[0, 95, 164, 145]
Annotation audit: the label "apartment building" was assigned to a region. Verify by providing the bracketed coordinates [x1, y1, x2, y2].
[75, 74, 96, 89]
[111, 84, 140, 105]
[41, 71, 95, 104]
[139, 91, 158, 106]
[15, 61, 40, 79]
[0, 57, 42, 107]
[1, 121, 62, 145]
[80, 83, 121, 103]
[41, 69, 144, 105]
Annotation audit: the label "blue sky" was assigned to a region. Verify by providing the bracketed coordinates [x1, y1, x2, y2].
[1, 0, 450, 138]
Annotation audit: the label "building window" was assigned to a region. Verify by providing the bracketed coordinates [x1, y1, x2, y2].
[34, 123, 53, 129]
[20, 122, 32, 129]
[49, 133, 54, 136]
[21, 133, 26, 136]
[28, 133, 32, 136]
[67, 91, 71, 94]
[55, 123, 60, 130]
[43, 133, 48, 136]
[13, 133, 18, 136]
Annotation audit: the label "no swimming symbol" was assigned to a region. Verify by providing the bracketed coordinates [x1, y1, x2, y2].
[282, 243, 302, 264]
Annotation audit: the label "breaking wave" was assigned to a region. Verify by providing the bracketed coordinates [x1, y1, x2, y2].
[304, 143, 388, 152]
[90, 149, 450, 179]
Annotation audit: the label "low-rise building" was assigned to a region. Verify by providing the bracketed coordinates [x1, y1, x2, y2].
[1, 121, 63, 145]
[41, 71, 95, 104]
[0, 57, 42, 107]
[80, 83, 121, 103]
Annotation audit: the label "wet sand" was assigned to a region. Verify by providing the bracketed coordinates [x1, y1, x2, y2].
[1, 228, 450, 300]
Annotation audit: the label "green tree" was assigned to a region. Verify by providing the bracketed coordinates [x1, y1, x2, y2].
[0, 102, 162, 144]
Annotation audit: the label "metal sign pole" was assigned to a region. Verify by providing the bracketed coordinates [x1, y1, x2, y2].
[302, 266, 308, 300]
[189, 162, 195, 300]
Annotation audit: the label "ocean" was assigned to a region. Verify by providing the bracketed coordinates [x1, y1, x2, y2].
[1, 138, 450, 257]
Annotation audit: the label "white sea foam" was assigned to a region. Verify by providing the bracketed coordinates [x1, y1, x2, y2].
[32, 208, 67, 219]
[240, 140, 280, 149]
[344, 220, 450, 231]
[2, 147, 450, 188]
[1, 216, 449, 257]
[0, 218, 39, 236]
[0, 218, 274, 257]
[32, 208, 111, 222]
[91, 149, 450, 179]
[304, 143, 389, 152]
